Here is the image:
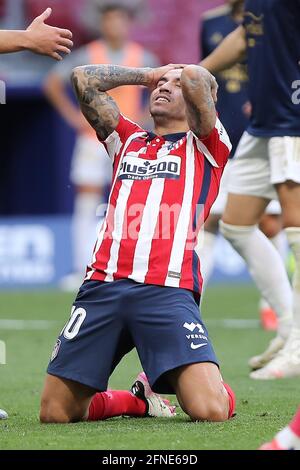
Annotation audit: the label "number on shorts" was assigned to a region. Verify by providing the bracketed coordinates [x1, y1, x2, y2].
[61, 306, 86, 340]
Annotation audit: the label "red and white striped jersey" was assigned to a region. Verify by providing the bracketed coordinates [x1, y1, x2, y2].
[86, 115, 231, 296]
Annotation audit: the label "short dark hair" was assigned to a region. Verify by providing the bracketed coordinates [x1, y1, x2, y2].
[99, 4, 135, 18]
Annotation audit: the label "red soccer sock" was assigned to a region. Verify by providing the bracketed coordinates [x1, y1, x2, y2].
[222, 382, 236, 419]
[289, 406, 300, 437]
[88, 390, 147, 421]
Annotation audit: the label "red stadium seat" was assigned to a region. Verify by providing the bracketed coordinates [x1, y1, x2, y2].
[132, 0, 224, 64]
[0, 0, 6, 20]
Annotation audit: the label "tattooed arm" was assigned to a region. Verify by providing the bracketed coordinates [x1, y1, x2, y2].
[71, 64, 183, 139]
[71, 65, 152, 139]
[181, 65, 217, 139]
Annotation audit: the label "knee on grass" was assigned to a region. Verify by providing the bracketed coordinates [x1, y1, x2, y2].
[184, 394, 229, 423]
[40, 398, 83, 424]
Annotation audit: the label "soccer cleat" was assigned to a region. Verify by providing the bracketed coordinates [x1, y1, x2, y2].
[250, 330, 300, 380]
[260, 306, 278, 331]
[248, 335, 285, 370]
[131, 372, 176, 418]
[0, 408, 8, 420]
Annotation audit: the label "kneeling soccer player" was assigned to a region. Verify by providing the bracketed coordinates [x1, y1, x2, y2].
[40, 63, 235, 424]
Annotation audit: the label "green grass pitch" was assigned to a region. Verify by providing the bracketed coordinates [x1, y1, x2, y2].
[0, 285, 298, 450]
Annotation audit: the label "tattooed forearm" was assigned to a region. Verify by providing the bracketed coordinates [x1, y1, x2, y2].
[184, 99, 202, 133]
[80, 92, 120, 140]
[82, 65, 152, 91]
[181, 65, 217, 138]
[71, 65, 152, 137]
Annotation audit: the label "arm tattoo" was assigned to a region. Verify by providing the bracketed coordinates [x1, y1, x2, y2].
[83, 65, 150, 91]
[81, 92, 119, 140]
[72, 65, 150, 138]
[187, 76, 215, 108]
[181, 66, 216, 138]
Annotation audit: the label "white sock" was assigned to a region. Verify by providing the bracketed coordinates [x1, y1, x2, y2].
[285, 227, 300, 329]
[220, 221, 293, 338]
[72, 192, 103, 273]
[197, 231, 217, 289]
[270, 232, 288, 262]
[259, 232, 288, 310]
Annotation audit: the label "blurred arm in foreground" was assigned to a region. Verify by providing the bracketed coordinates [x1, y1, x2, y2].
[0, 7, 73, 60]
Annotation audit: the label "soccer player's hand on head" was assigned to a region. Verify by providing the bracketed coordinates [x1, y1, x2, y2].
[147, 64, 187, 90]
[26, 8, 73, 60]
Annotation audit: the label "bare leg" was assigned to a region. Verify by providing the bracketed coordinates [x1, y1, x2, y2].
[167, 363, 232, 422]
[222, 193, 268, 225]
[259, 213, 282, 239]
[40, 374, 96, 423]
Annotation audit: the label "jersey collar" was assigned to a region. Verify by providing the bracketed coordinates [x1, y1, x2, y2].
[147, 131, 186, 143]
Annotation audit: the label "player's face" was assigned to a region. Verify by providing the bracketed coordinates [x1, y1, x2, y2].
[150, 69, 187, 122]
[100, 9, 131, 43]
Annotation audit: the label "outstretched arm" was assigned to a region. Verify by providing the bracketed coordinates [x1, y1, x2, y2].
[181, 65, 218, 138]
[0, 8, 73, 60]
[71, 64, 180, 139]
[200, 25, 247, 74]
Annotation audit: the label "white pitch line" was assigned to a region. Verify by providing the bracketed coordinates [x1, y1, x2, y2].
[206, 319, 260, 329]
[0, 320, 59, 330]
[0, 318, 260, 330]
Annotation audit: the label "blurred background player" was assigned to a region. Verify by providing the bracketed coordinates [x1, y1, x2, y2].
[260, 405, 300, 450]
[199, 0, 287, 332]
[44, 2, 159, 291]
[0, 7, 72, 59]
[201, 0, 247, 157]
[202, 0, 300, 378]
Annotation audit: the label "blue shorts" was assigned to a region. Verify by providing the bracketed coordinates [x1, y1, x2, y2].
[47, 279, 218, 394]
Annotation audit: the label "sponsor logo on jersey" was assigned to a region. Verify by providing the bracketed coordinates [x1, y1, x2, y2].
[183, 322, 208, 348]
[118, 155, 181, 181]
[185, 334, 208, 341]
[191, 342, 207, 350]
[183, 322, 205, 333]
